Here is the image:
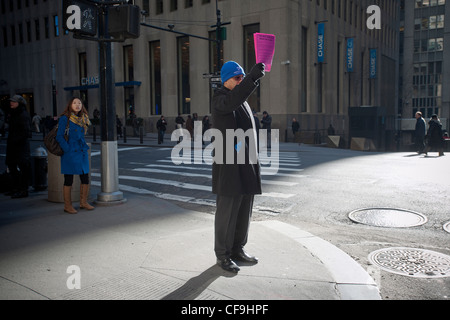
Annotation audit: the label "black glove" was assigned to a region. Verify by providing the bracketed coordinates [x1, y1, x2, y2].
[249, 63, 265, 82]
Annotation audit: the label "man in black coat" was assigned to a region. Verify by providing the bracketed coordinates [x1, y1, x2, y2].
[6, 95, 31, 198]
[414, 111, 426, 154]
[424, 114, 445, 157]
[211, 61, 265, 273]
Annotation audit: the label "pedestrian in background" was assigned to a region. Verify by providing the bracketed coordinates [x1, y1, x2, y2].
[292, 117, 299, 136]
[202, 115, 210, 145]
[186, 114, 194, 140]
[156, 115, 167, 144]
[212, 61, 265, 273]
[414, 111, 426, 155]
[261, 111, 272, 149]
[32, 113, 42, 133]
[424, 114, 445, 157]
[116, 114, 123, 139]
[5, 95, 31, 198]
[56, 97, 94, 214]
[175, 113, 185, 143]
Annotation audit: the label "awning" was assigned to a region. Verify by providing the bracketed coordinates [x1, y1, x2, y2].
[64, 81, 142, 91]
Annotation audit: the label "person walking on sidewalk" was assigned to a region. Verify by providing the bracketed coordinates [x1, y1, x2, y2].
[424, 114, 445, 157]
[156, 115, 167, 144]
[414, 111, 426, 154]
[212, 61, 265, 273]
[56, 97, 94, 214]
[5, 95, 32, 198]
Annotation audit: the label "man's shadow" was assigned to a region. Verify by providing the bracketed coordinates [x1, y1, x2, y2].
[161, 265, 236, 300]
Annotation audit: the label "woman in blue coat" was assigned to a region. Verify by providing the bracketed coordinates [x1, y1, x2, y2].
[56, 97, 94, 214]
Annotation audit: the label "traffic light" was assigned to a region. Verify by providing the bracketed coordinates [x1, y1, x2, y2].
[108, 4, 140, 39]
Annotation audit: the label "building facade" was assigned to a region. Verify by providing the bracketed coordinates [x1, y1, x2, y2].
[1, 0, 401, 148]
[399, 0, 449, 135]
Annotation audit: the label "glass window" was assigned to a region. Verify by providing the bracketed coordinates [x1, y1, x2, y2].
[177, 36, 190, 114]
[150, 41, 162, 115]
[123, 45, 134, 81]
[437, 15, 444, 28]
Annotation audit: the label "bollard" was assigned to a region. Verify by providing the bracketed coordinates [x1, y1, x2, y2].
[31, 146, 48, 191]
[93, 126, 97, 142]
[123, 126, 127, 143]
[47, 143, 91, 203]
[140, 127, 144, 144]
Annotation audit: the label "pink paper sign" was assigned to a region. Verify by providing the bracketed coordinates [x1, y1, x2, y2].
[254, 33, 276, 72]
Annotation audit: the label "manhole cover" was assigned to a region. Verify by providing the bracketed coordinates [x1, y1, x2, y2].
[444, 221, 450, 234]
[368, 247, 450, 278]
[348, 208, 427, 228]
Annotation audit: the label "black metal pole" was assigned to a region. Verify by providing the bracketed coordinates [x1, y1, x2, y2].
[96, 1, 124, 204]
[216, 0, 222, 71]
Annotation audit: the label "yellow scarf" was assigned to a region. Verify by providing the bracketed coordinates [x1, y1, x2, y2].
[70, 113, 91, 134]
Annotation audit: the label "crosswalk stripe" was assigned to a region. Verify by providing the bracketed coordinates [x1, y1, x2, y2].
[91, 174, 296, 198]
[132, 168, 299, 187]
[157, 159, 302, 167]
[91, 173, 211, 191]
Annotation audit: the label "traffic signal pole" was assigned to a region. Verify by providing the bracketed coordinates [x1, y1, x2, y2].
[96, 2, 126, 205]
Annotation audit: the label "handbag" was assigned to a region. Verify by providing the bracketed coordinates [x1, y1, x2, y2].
[44, 120, 70, 156]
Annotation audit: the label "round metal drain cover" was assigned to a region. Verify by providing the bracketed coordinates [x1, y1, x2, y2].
[348, 208, 427, 228]
[368, 247, 450, 278]
[444, 221, 450, 234]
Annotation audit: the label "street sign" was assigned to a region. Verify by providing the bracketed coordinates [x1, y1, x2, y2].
[63, 0, 98, 36]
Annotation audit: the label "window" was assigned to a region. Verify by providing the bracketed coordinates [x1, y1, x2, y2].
[26, 20, 31, 42]
[2, 26, 7, 47]
[35, 19, 40, 40]
[44, 17, 49, 39]
[123, 46, 135, 117]
[170, 0, 177, 11]
[123, 45, 134, 81]
[301, 27, 308, 112]
[142, 0, 149, 15]
[177, 36, 190, 114]
[150, 41, 162, 115]
[156, 0, 163, 14]
[18, 23, 25, 44]
[10, 25, 15, 46]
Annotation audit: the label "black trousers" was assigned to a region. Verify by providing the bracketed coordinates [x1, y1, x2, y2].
[214, 194, 254, 260]
[8, 160, 31, 192]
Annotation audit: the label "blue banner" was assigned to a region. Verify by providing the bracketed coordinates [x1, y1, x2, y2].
[317, 23, 325, 63]
[347, 38, 354, 73]
[369, 49, 377, 79]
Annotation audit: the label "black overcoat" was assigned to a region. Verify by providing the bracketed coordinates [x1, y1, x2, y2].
[211, 76, 262, 196]
[6, 105, 31, 166]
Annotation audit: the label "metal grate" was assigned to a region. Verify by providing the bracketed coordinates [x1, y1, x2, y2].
[368, 247, 450, 278]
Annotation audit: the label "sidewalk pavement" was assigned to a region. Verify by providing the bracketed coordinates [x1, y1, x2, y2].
[0, 184, 381, 300]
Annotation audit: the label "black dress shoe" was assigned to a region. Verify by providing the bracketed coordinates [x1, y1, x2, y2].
[231, 250, 258, 264]
[217, 258, 240, 273]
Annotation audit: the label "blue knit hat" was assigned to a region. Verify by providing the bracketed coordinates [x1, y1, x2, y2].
[221, 61, 245, 84]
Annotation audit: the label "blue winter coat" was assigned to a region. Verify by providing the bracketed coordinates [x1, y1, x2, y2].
[56, 115, 90, 175]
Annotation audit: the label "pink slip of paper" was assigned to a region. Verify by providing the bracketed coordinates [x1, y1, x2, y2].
[254, 33, 276, 72]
